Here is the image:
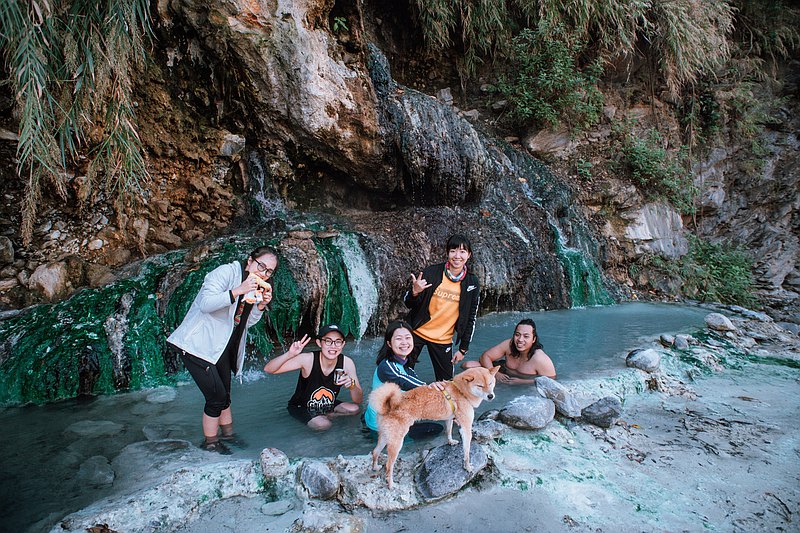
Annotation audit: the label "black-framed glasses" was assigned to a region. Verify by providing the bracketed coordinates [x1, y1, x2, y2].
[321, 338, 345, 347]
[253, 257, 274, 275]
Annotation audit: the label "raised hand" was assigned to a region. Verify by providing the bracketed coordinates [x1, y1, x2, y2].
[288, 335, 311, 357]
[410, 272, 432, 296]
[234, 273, 259, 297]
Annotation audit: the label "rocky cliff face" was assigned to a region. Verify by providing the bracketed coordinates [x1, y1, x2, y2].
[0, 0, 797, 328]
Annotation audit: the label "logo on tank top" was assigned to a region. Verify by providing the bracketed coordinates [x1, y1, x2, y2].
[307, 387, 335, 415]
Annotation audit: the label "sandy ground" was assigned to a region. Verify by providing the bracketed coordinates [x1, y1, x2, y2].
[173, 343, 800, 533]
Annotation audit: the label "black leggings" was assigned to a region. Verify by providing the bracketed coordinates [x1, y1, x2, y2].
[177, 349, 232, 418]
[408, 332, 454, 381]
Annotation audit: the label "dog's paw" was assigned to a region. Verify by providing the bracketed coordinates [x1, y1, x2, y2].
[464, 462, 473, 472]
[447, 438, 458, 446]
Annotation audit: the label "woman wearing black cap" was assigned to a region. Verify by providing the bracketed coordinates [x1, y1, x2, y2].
[404, 234, 480, 381]
[264, 323, 363, 430]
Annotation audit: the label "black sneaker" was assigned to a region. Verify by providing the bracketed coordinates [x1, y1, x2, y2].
[200, 440, 233, 455]
[219, 433, 247, 448]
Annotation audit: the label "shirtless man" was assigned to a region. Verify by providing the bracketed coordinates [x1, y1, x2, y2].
[463, 319, 555, 384]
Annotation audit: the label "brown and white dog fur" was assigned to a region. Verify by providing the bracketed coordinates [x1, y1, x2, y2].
[369, 366, 500, 488]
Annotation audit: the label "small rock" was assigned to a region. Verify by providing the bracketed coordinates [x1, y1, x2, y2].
[87, 239, 105, 251]
[414, 442, 488, 500]
[146, 387, 177, 403]
[76, 456, 115, 487]
[29, 261, 69, 301]
[729, 305, 772, 322]
[261, 500, 295, 516]
[436, 87, 453, 105]
[739, 336, 757, 348]
[499, 395, 555, 429]
[673, 335, 690, 350]
[0, 278, 18, 290]
[626, 348, 661, 372]
[777, 322, 800, 335]
[0, 236, 14, 265]
[462, 109, 480, 120]
[478, 409, 501, 421]
[298, 460, 339, 500]
[142, 425, 183, 441]
[659, 334, 675, 347]
[705, 313, 736, 332]
[581, 397, 622, 428]
[472, 418, 506, 443]
[260, 448, 289, 478]
[49, 230, 62, 240]
[85, 263, 116, 288]
[64, 420, 124, 438]
[490, 100, 507, 111]
[219, 132, 246, 157]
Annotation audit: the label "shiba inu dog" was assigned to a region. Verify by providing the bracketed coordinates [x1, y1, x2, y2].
[369, 366, 500, 488]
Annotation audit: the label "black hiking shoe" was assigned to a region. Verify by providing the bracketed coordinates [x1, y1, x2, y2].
[200, 440, 233, 455]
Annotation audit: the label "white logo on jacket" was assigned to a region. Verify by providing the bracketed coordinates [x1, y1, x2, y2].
[466, 285, 476, 292]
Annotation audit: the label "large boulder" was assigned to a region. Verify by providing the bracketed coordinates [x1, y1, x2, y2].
[414, 442, 489, 500]
[705, 313, 736, 332]
[166, 0, 394, 189]
[29, 261, 69, 301]
[498, 395, 555, 429]
[260, 448, 290, 479]
[535, 377, 582, 418]
[298, 460, 339, 500]
[625, 348, 662, 373]
[581, 397, 623, 428]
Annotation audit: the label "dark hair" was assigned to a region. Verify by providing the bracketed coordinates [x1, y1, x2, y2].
[376, 320, 414, 365]
[509, 319, 543, 360]
[250, 246, 278, 262]
[446, 234, 472, 255]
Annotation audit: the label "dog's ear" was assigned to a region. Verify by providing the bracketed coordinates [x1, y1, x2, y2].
[489, 366, 501, 376]
[463, 375, 474, 383]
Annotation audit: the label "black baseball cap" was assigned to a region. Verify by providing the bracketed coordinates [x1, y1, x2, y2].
[317, 323, 344, 339]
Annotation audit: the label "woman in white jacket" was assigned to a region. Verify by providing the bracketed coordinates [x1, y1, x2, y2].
[167, 246, 277, 454]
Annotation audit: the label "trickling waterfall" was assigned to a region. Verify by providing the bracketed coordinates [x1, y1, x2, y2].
[246, 150, 287, 221]
[549, 218, 614, 307]
[516, 176, 612, 307]
[333, 233, 378, 338]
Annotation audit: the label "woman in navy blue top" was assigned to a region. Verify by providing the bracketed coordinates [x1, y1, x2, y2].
[364, 320, 441, 436]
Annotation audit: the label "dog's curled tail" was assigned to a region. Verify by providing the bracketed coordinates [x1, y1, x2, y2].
[368, 382, 403, 415]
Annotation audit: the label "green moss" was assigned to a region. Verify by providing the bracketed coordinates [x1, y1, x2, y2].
[0, 257, 180, 405]
[315, 239, 360, 338]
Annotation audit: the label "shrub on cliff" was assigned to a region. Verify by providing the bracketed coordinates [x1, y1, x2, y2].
[647, 236, 756, 306]
[497, 23, 604, 132]
[613, 124, 696, 215]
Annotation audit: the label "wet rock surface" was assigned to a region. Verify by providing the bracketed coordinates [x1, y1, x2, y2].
[414, 442, 489, 500]
[498, 395, 556, 429]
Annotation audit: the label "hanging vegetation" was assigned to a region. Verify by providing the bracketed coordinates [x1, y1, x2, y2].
[0, 0, 152, 244]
